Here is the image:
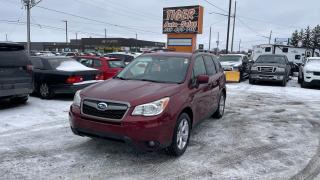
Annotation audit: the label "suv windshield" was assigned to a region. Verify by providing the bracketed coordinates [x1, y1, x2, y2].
[116, 55, 190, 83]
[219, 56, 241, 62]
[307, 58, 320, 64]
[256, 56, 286, 64]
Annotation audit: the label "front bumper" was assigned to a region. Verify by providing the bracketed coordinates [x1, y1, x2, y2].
[304, 72, 320, 83]
[69, 105, 175, 151]
[250, 73, 284, 82]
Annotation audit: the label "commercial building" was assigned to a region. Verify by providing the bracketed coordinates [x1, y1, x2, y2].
[19, 38, 166, 52]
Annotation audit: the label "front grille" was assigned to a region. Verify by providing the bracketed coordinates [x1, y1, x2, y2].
[314, 72, 320, 76]
[258, 66, 275, 73]
[82, 99, 128, 120]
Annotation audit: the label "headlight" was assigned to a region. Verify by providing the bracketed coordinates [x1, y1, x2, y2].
[132, 97, 170, 116]
[251, 66, 258, 71]
[73, 90, 82, 107]
[276, 68, 285, 72]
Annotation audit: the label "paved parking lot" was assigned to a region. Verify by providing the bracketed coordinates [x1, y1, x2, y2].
[1, 79, 320, 180]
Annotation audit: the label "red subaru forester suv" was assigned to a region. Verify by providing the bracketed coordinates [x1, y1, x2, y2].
[69, 51, 226, 156]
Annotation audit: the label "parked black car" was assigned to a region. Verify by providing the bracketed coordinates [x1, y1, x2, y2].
[30, 56, 103, 99]
[249, 55, 291, 86]
[0, 42, 33, 103]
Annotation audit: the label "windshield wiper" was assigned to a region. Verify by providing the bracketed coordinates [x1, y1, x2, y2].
[140, 79, 178, 84]
[114, 76, 128, 80]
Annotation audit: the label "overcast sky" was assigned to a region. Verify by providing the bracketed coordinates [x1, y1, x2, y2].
[0, 0, 319, 50]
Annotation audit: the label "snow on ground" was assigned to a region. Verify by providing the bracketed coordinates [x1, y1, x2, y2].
[1, 79, 320, 179]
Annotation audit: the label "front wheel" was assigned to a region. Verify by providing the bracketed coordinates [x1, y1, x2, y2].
[301, 80, 309, 88]
[166, 113, 191, 157]
[281, 78, 287, 87]
[213, 92, 226, 119]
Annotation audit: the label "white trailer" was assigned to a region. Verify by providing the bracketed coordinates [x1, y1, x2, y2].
[252, 44, 319, 65]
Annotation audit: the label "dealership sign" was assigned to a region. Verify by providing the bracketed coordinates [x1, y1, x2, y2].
[163, 6, 203, 34]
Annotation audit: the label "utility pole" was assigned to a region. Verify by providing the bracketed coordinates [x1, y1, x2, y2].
[226, 0, 232, 54]
[135, 33, 138, 40]
[231, 1, 237, 52]
[268, 30, 272, 44]
[22, 0, 42, 55]
[63, 20, 68, 43]
[5, 34, 8, 41]
[104, 28, 107, 38]
[239, 39, 241, 52]
[216, 32, 220, 54]
[209, 26, 212, 50]
[75, 32, 78, 41]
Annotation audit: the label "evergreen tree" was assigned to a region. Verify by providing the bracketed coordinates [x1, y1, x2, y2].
[311, 25, 320, 50]
[290, 30, 299, 47]
[303, 26, 312, 48]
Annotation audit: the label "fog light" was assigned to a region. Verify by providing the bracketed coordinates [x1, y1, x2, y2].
[148, 141, 155, 147]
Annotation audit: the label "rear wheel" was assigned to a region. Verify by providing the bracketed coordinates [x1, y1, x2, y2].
[166, 113, 191, 157]
[213, 92, 226, 119]
[39, 83, 54, 99]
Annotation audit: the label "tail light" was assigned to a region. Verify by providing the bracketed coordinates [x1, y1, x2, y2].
[24, 65, 33, 74]
[95, 74, 104, 80]
[66, 75, 83, 84]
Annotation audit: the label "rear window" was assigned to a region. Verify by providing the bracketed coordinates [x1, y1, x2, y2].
[0, 44, 29, 67]
[108, 60, 125, 68]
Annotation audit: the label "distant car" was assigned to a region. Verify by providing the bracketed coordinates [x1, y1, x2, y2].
[105, 52, 136, 65]
[219, 54, 251, 80]
[249, 54, 291, 86]
[30, 56, 103, 99]
[298, 57, 320, 88]
[0, 42, 33, 103]
[61, 52, 79, 57]
[39, 51, 56, 57]
[73, 56, 125, 80]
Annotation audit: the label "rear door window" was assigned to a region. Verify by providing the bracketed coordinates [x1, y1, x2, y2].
[108, 61, 125, 68]
[0, 44, 29, 67]
[93, 60, 102, 67]
[203, 56, 217, 75]
[193, 56, 207, 78]
[79, 58, 94, 67]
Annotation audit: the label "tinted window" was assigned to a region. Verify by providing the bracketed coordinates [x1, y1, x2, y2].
[93, 60, 102, 67]
[193, 56, 207, 77]
[30, 57, 44, 69]
[256, 56, 287, 64]
[265, 47, 271, 52]
[0, 44, 29, 67]
[212, 56, 223, 73]
[203, 56, 217, 75]
[78, 58, 93, 67]
[295, 55, 301, 60]
[108, 60, 125, 68]
[282, 48, 289, 53]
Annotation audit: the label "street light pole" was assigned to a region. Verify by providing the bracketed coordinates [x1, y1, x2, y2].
[104, 28, 107, 38]
[231, 1, 237, 53]
[26, 1, 31, 54]
[209, 26, 212, 50]
[5, 33, 8, 41]
[226, 0, 232, 54]
[63, 20, 68, 43]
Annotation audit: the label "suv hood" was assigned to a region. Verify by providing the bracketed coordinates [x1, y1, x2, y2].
[81, 79, 181, 106]
[305, 62, 320, 72]
[252, 63, 286, 68]
[220, 61, 242, 67]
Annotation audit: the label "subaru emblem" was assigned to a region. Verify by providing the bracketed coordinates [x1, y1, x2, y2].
[97, 102, 108, 111]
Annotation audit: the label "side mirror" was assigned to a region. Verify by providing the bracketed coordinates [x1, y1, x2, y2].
[197, 75, 209, 84]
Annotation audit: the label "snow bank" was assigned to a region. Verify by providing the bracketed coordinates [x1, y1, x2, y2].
[56, 61, 96, 72]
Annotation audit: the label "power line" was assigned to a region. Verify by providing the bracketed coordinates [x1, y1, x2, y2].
[35, 5, 160, 34]
[203, 0, 228, 13]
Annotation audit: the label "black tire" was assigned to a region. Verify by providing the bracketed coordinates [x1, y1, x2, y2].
[301, 80, 309, 88]
[281, 78, 287, 87]
[249, 78, 255, 84]
[38, 83, 54, 99]
[298, 76, 302, 84]
[166, 113, 191, 157]
[10, 95, 29, 104]
[213, 92, 226, 119]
